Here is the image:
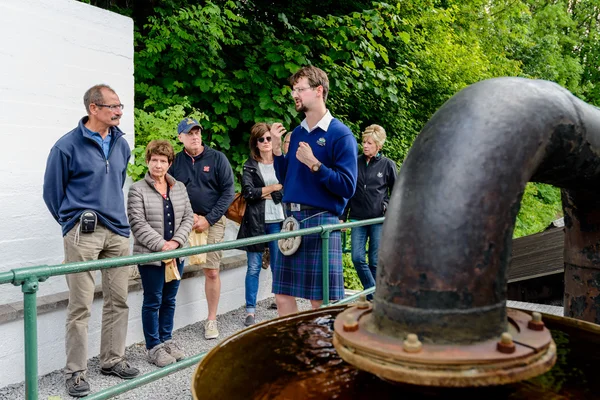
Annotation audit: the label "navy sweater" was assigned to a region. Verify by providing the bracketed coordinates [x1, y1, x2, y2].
[169, 146, 235, 226]
[274, 119, 358, 215]
[43, 117, 131, 237]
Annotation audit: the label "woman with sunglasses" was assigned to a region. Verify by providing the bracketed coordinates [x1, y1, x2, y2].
[236, 122, 285, 326]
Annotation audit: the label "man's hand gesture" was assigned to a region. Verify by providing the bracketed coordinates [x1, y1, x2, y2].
[270, 123, 286, 156]
[296, 142, 318, 168]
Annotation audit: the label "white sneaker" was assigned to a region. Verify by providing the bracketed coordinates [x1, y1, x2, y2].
[204, 320, 219, 340]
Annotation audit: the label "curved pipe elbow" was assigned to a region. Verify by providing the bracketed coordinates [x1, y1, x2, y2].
[374, 77, 600, 343]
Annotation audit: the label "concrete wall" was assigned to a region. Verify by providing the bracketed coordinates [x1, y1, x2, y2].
[0, 0, 134, 304]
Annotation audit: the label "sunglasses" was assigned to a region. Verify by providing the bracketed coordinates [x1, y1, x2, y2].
[258, 136, 272, 143]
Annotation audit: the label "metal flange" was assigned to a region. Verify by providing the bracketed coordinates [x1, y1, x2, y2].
[333, 305, 556, 387]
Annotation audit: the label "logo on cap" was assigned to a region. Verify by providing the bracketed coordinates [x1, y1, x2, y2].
[178, 118, 201, 134]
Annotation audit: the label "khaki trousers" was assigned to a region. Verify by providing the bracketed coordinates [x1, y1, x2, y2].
[63, 223, 130, 376]
[202, 216, 226, 269]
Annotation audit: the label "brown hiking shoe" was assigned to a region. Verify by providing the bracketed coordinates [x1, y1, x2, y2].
[164, 339, 185, 361]
[148, 343, 177, 367]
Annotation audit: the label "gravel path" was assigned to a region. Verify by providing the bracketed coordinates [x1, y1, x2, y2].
[0, 297, 313, 400]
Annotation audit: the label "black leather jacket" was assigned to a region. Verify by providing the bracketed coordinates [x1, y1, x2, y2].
[236, 158, 284, 252]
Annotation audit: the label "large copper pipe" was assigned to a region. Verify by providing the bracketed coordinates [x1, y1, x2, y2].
[374, 77, 600, 342]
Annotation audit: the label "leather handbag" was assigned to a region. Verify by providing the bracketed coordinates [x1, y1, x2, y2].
[261, 248, 270, 269]
[226, 192, 246, 224]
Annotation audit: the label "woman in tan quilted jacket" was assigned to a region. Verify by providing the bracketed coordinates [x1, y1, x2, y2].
[127, 140, 194, 367]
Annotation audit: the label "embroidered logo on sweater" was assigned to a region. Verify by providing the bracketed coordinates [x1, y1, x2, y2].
[377, 172, 383, 178]
[316, 137, 326, 146]
[204, 166, 210, 172]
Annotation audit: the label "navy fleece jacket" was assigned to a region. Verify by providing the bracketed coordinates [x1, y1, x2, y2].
[43, 117, 131, 237]
[169, 146, 235, 226]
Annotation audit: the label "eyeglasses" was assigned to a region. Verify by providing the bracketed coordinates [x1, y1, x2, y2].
[290, 87, 314, 96]
[95, 104, 124, 111]
[258, 136, 272, 143]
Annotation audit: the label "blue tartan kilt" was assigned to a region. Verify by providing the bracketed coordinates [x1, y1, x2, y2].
[272, 209, 344, 301]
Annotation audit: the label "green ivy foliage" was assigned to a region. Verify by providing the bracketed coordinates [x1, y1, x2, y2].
[128, 103, 207, 181]
[343, 253, 363, 291]
[514, 183, 563, 238]
[128, 0, 586, 238]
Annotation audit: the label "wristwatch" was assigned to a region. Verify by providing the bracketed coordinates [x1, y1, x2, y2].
[311, 161, 322, 173]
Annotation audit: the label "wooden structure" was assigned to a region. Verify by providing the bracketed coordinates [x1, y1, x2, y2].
[507, 220, 564, 304]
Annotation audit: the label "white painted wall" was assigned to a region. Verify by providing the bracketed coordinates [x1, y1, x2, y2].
[0, 269, 273, 386]
[0, 0, 134, 304]
[0, 0, 259, 387]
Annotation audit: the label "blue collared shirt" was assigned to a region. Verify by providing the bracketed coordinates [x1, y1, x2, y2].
[86, 126, 112, 158]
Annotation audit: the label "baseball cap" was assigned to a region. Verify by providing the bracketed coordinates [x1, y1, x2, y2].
[177, 118, 201, 134]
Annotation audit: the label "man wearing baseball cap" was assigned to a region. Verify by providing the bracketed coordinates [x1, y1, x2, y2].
[169, 118, 235, 340]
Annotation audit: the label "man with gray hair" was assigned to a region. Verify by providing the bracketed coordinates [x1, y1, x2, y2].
[43, 84, 139, 397]
[169, 118, 235, 340]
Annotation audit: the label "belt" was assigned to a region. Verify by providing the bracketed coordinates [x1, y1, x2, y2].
[286, 203, 318, 211]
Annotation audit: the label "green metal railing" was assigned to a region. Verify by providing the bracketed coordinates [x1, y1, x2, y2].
[0, 217, 384, 400]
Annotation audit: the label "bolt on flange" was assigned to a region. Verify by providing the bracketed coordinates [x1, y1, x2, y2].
[496, 332, 516, 354]
[343, 314, 359, 332]
[528, 312, 545, 331]
[357, 294, 370, 309]
[403, 333, 423, 353]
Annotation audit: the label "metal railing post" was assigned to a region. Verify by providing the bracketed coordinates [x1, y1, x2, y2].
[22, 278, 40, 400]
[321, 229, 331, 306]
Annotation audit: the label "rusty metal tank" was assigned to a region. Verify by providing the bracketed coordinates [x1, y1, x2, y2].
[192, 78, 600, 398]
[192, 306, 600, 399]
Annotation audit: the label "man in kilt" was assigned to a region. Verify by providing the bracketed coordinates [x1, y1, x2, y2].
[270, 66, 358, 315]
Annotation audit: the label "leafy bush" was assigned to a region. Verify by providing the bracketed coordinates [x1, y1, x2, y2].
[514, 183, 563, 238]
[128, 104, 206, 181]
[343, 253, 363, 291]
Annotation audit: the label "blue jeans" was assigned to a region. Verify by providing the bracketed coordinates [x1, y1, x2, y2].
[245, 222, 281, 313]
[351, 223, 383, 299]
[138, 260, 184, 349]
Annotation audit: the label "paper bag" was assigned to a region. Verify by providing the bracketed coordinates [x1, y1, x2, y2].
[164, 259, 181, 282]
[188, 230, 208, 265]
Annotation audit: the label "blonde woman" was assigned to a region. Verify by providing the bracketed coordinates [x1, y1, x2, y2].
[342, 125, 397, 298]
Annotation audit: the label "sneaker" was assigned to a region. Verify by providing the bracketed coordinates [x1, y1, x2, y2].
[244, 314, 256, 326]
[148, 343, 177, 367]
[100, 360, 140, 379]
[65, 371, 90, 398]
[204, 319, 219, 340]
[164, 340, 185, 361]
